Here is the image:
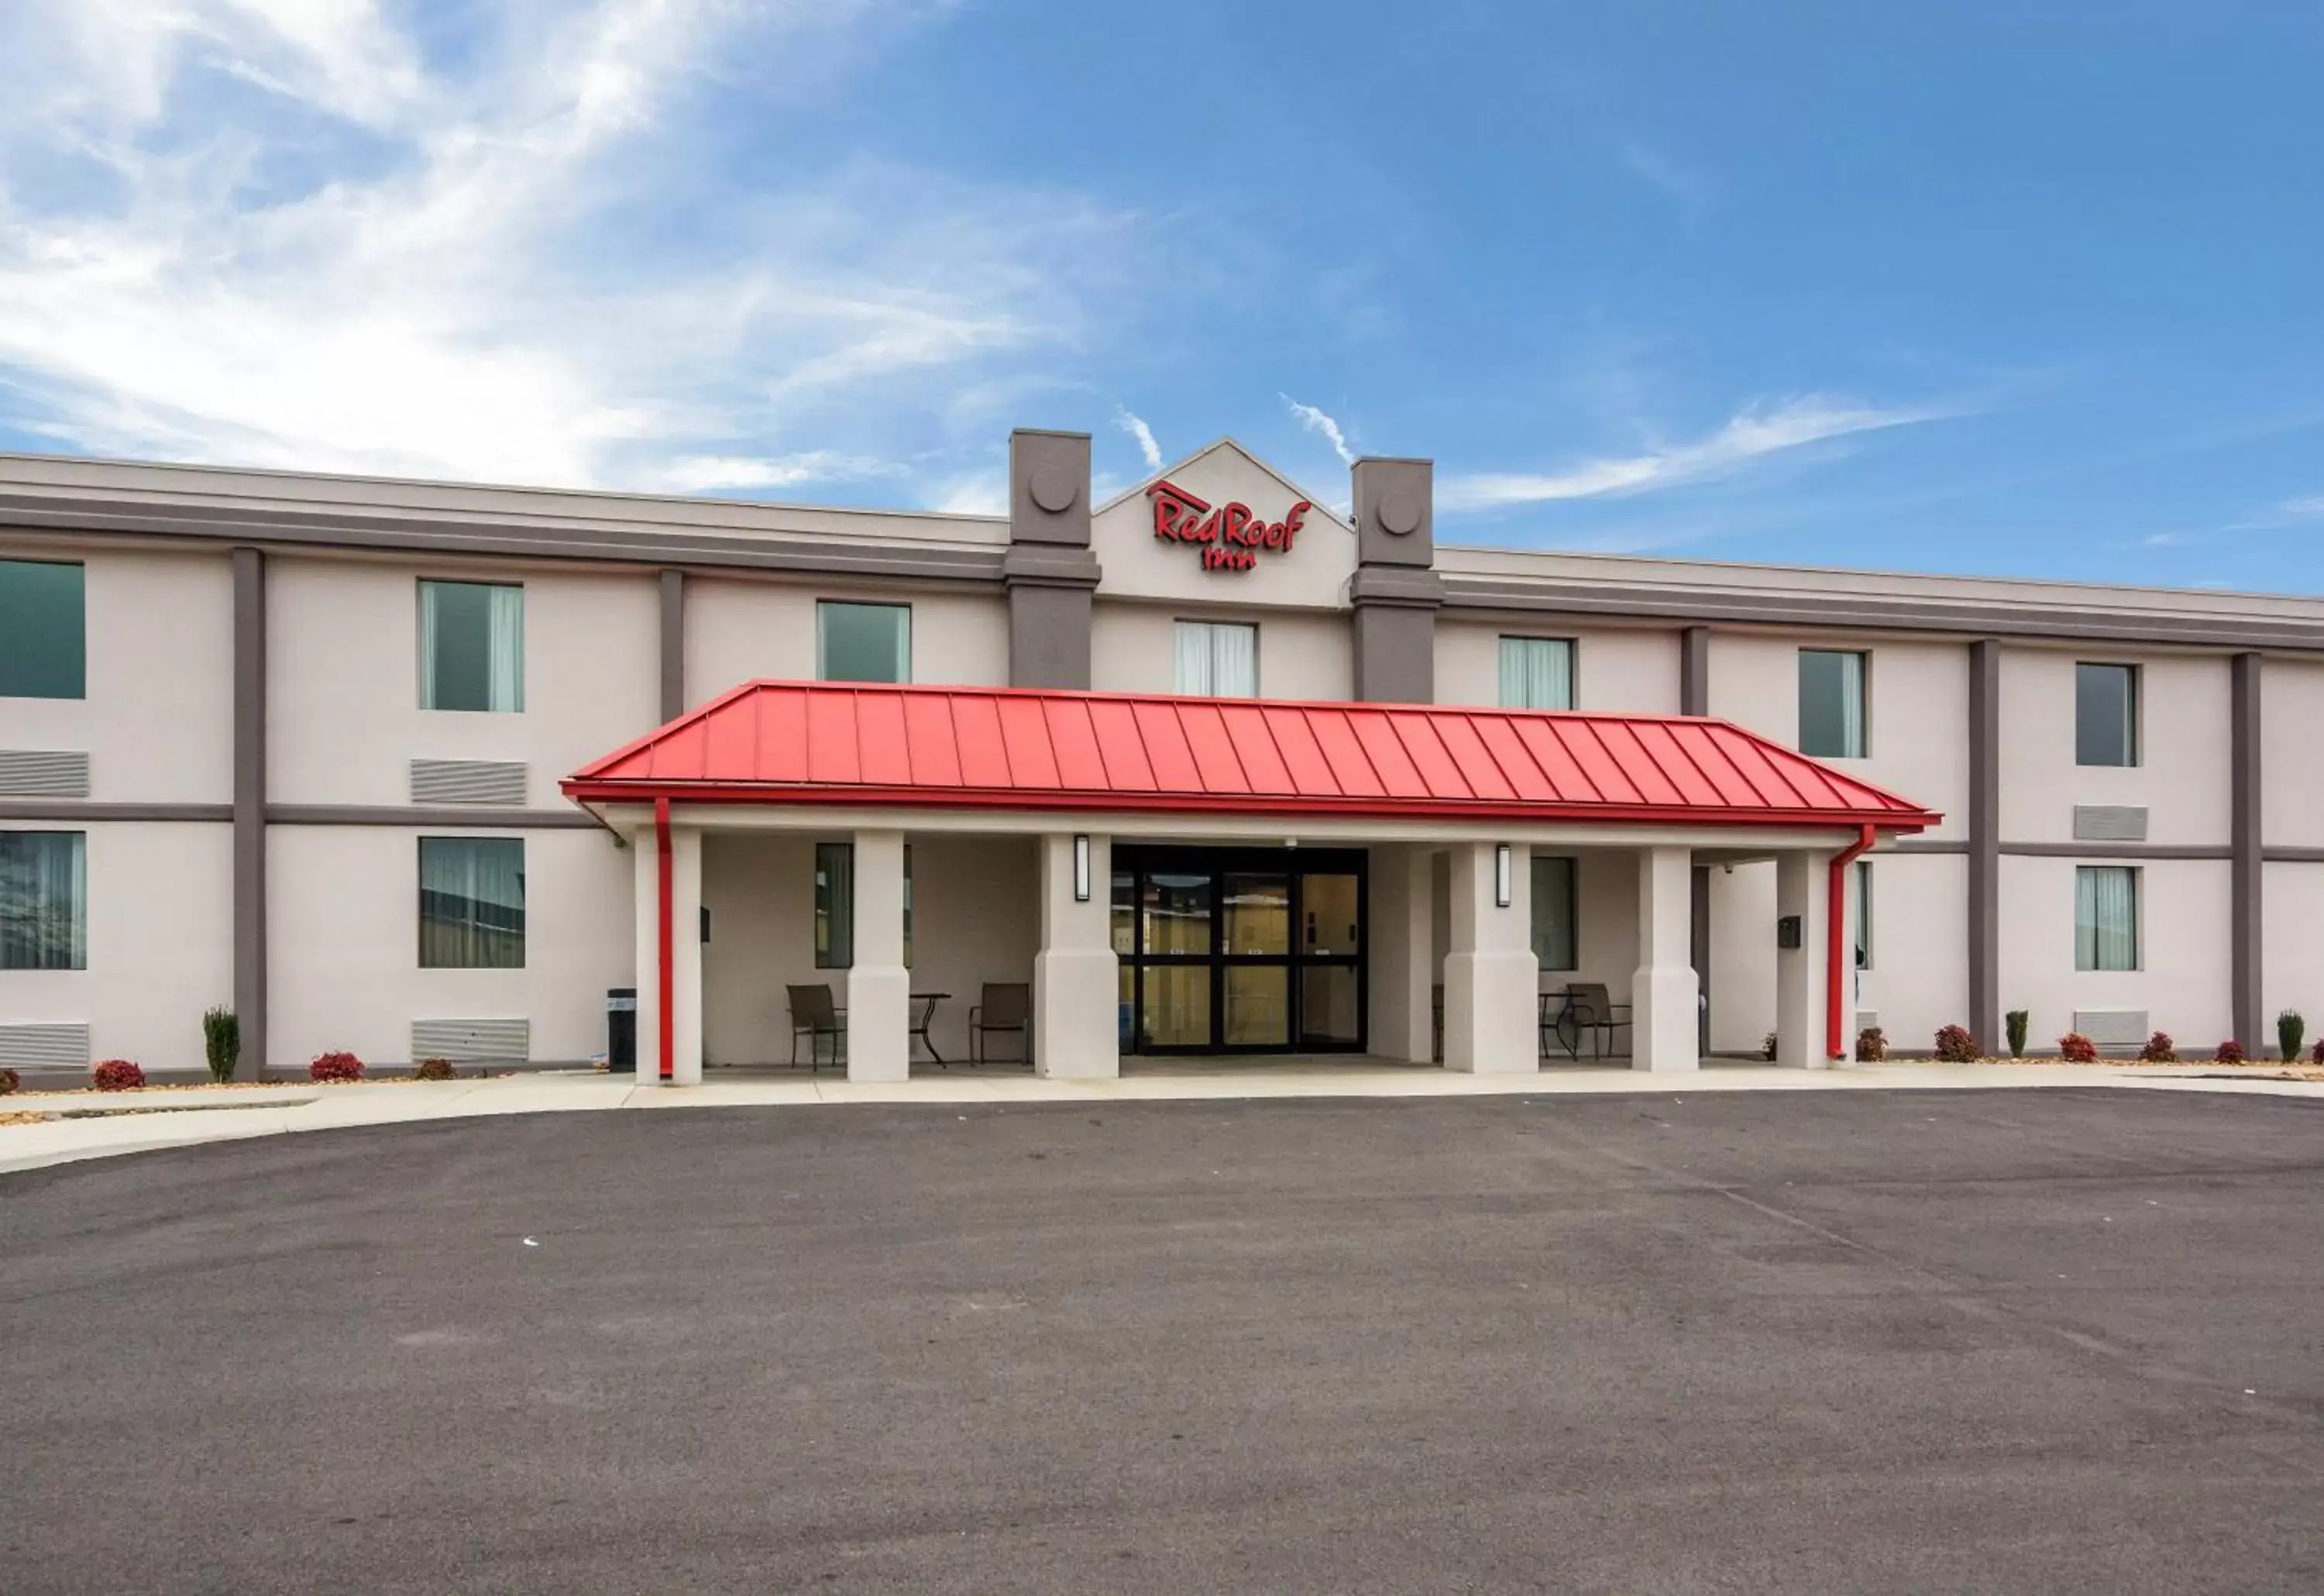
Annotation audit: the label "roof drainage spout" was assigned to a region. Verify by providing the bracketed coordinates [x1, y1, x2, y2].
[1827, 824, 1877, 1061]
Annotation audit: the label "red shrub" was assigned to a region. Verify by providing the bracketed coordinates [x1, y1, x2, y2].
[413, 1057, 456, 1082]
[309, 1051, 365, 1084]
[1933, 1024, 1978, 1063]
[2214, 1040, 2248, 1065]
[2138, 1031, 2178, 1063]
[2058, 1033, 2099, 1063]
[0, 1066, 19, 1096]
[2312, 1039, 2324, 1065]
[91, 1058, 146, 1091]
[1855, 1026, 1888, 1062]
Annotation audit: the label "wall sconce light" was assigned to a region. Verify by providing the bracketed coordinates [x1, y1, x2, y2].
[1494, 843, 1513, 908]
[1073, 834, 1092, 902]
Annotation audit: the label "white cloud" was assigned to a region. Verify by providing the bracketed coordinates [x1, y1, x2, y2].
[0, 1, 1132, 494]
[2278, 494, 2324, 518]
[1438, 396, 1941, 511]
[1114, 405, 1162, 471]
[929, 470, 1007, 516]
[1283, 394, 1354, 466]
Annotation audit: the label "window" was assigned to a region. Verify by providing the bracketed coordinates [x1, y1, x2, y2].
[2076, 663, 2138, 767]
[819, 601, 911, 683]
[419, 580, 524, 713]
[1530, 854, 1578, 972]
[1173, 620, 1258, 697]
[418, 838, 524, 968]
[1798, 648, 1867, 758]
[1499, 636, 1575, 710]
[815, 843, 853, 968]
[0, 559, 86, 700]
[1852, 859, 1873, 971]
[0, 831, 86, 970]
[2075, 865, 2138, 972]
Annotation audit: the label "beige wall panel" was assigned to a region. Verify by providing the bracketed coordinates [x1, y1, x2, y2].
[1996, 855, 2230, 1050]
[685, 578, 1009, 707]
[1434, 621, 1682, 714]
[2262, 659, 2324, 848]
[1999, 648, 2230, 845]
[1090, 601, 1351, 701]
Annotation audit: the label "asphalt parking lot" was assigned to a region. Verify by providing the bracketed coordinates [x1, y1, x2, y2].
[5, 1088, 2323, 1594]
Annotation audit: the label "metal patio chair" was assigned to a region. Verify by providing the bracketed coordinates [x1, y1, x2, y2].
[786, 983, 845, 1071]
[1551, 982, 1632, 1061]
[968, 982, 1031, 1066]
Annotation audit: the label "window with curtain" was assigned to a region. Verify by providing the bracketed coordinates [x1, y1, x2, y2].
[418, 837, 524, 968]
[0, 831, 87, 970]
[0, 559, 86, 700]
[1798, 648, 1867, 758]
[2075, 865, 2138, 972]
[818, 601, 911, 683]
[816, 842, 854, 968]
[1498, 636, 1576, 710]
[1530, 854, 1579, 971]
[1853, 859, 1873, 970]
[2075, 662, 2138, 767]
[419, 580, 524, 713]
[1172, 620, 1258, 697]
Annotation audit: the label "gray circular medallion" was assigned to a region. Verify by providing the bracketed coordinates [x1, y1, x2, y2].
[1028, 466, 1078, 514]
[1378, 489, 1423, 536]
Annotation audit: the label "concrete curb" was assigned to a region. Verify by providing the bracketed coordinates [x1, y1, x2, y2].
[5, 1065, 2321, 1177]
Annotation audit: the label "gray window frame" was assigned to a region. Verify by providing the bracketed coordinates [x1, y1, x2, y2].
[2074, 662, 2140, 768]
[816, 600, 913, 684]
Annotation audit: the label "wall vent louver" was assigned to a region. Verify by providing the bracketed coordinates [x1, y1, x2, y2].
[2072, 805, 2149, 843]
[2072, 1010, 2149, 1048]
[0, 1022, 92, 1068]
[411, 1018, 530, 1062]
[0, 750, 91, 799]
[409, 759, 528, 806]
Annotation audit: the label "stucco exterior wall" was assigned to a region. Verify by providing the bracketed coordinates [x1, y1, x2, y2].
[1997, 855, 2231, 1050]
[268, 558, 662, 807]
[2262, 659, 2324, 848]
[700, 830, 1037, 1065]
[1090, 600, 1352, 701]
[2263, 862, 2324, 1047]
[685, 578, 1010, 708]
[266, 825, 633, 1069]
[0, 548, 235, 803]
[1999, 648, 2231, 845]
[1434, 620, 1683, 714]
[1853, 851, 1969, 1050]
[0, 820, 232, 1069]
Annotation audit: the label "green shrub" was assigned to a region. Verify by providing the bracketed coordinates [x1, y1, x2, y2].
[2005, 1010, 2030, 1058]
[201, 1006, 239, 1084]
[2278, 1010, 2305, 1063]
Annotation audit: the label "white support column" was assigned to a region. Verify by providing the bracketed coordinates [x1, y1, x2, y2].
[1368, 844, 1436, 1064]
[630, 821, 704, 1086]
[1034, 832, 1119, 1078]
[847, 829, 910, 1082]
[1442, 841, 1538, 1074]
[1776, 849, 1831, 1068]
[1631, 844, 1699, 1072]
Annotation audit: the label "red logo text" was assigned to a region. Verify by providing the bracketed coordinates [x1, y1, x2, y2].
[1147, 480, 1310, 573]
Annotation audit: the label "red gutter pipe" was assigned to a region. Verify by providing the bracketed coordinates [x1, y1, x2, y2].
[1827, 823, 1878, 1061]
[655, 796, 674, 1082]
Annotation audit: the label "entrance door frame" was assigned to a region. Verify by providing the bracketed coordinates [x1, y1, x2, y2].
[1116, 844, 1369, 1056]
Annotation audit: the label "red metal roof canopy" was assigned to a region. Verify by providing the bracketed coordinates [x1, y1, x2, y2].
[564, 681, 1939, 831]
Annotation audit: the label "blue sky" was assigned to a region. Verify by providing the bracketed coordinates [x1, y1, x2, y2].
[2, 2, 2320, 590]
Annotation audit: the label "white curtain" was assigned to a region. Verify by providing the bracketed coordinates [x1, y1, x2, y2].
[487, 583, 524, 712]
[2075, 866, 2137, 971]
[419, 838, 525, 968]
[1838, 652, 1865, 757]
[1499, 637, 1574, 710]
[1174, 621, 1257, 697]
[418, 580, 441, 709]
[0, 831, 85, 971]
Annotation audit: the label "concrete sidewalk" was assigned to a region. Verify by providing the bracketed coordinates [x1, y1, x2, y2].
[5, 1061, 2321, 1176]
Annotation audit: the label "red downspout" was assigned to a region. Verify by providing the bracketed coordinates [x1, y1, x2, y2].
[1827, 823, 1878, 1061]
[655, 796, 674, 1082]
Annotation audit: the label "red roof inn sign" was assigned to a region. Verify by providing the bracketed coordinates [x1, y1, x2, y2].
[1147, 479, 1312, 573]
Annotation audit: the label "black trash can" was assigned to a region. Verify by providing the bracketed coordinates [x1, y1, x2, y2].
[606, 987, 637, 1075]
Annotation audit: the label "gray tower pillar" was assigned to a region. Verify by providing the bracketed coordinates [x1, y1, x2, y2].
[1349, 456, 1442, 703]
[1004, 429, 1100, 689]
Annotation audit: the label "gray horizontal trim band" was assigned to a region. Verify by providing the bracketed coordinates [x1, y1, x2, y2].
[0, 801, 232, 822]
[1886, 838, 2235, 859]
[1438, 576, 2324, 652]
[0, 497, 1006, 585]
[1349, 566, 1446, 607]
[266, 805, 597, 828]
[2264, 848, 2324, 863]
[1000, 544, 1103, 590]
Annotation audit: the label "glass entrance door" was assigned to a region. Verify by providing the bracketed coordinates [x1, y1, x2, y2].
[1116, 848, 1367, 1054]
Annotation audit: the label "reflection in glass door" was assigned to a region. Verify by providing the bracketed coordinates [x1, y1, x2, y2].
[1116, 848, 1366, 1054]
